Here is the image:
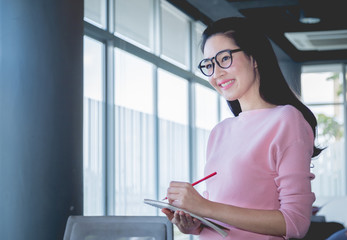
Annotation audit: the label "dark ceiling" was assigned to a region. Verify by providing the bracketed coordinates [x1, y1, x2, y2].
[168, 0, 347, 64]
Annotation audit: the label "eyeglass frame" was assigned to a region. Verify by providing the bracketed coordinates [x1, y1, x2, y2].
[198, 49, 242, 77]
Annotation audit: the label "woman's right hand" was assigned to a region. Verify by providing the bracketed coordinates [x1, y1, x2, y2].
[161, 208, 202, 235]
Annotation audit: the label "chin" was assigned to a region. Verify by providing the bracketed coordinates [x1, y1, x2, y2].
[225, 96, 236, 101]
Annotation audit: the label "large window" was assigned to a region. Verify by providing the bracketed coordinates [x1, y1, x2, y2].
[83, 1, 218, 239]
[301, 64, 346, 199]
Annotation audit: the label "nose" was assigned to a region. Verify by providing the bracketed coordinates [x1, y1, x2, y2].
[212, 61, 225, 79]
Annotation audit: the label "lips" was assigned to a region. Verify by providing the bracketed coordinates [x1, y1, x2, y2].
[219, 79, 234, 89]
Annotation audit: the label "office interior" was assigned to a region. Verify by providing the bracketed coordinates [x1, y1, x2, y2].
[1, 0, 347, 239]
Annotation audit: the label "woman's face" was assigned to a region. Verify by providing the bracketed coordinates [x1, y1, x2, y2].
[203, 34, 260, 106]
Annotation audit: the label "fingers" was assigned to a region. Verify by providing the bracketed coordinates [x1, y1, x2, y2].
[166, 181, 192, 205]
[167, 181, 190, 196]
[169, 211, 202, 234]
[161, 208, 174, 221]
[171, 211, 181, 225]
[178, 211, 188, 226]
[173, 211, 196, 225]
[169, 181, 191, 187]
[184, 212, 195, 223]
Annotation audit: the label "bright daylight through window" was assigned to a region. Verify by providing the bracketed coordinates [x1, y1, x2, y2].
[301, 64, 347, 225]
[83, 0, 217, 239]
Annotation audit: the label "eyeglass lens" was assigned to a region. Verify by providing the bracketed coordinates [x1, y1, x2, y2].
[199, 50, 232, 76]
[199, 49, 241, 77]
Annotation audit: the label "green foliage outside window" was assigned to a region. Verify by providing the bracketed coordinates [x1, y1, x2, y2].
[316, 73, 343, 144]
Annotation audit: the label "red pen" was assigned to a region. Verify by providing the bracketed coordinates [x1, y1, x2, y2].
[163, 172, 217, 200]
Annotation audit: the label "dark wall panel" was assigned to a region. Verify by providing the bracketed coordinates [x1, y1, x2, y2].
[0, 0, 84, 239]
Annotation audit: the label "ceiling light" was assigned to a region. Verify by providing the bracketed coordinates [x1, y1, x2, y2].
[299, 9, 320, 24]
[300, 17, 321, 24]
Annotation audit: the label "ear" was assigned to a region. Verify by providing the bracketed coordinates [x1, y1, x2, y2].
[251, 56, 258, 68]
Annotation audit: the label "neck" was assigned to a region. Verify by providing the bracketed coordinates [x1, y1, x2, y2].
[239, 97, 276, 112]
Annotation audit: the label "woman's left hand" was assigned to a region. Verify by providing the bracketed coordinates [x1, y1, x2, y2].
[161, 208, 202, 235]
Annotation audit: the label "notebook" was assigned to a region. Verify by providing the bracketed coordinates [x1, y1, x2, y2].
[144, 199, 229, 238]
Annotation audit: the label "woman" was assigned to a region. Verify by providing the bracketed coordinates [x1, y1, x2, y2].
[162, 17, 323, 239]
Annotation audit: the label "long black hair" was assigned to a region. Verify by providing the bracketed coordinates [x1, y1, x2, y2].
[200, 17, 323, 158]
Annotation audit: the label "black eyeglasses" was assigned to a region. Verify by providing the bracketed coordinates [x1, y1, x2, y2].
[198, 49, 242, 77]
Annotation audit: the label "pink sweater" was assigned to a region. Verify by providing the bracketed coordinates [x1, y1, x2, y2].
[201, 105, 315, 240]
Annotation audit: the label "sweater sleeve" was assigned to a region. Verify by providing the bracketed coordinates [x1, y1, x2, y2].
[275, 140, 315, 239]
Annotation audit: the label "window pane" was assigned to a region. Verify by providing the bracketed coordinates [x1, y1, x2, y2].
[194, 84, 218, 192]
[84, 0, 107, 29]
[158, 69, 189, 198]
[115, 49, 154, 113]
[195, 85, 218, 130]
[309, 105, 345, 196]
[83, 36, 105, 215]
[115, 0, 154, 51]
[161, 1, 190, 68]
[301, 71, 343, 104]
[193, 21, 206, 77]
[301, 67, 346, 197]
[114, 49, 156, 215]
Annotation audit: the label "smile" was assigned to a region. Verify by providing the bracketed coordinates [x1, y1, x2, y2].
[219, 80, 234, 88]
